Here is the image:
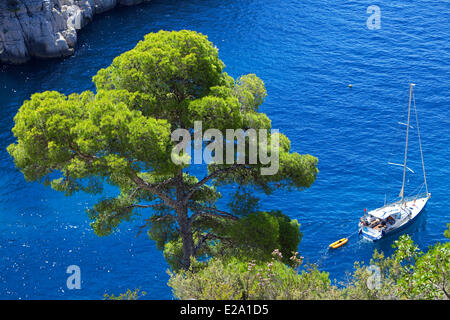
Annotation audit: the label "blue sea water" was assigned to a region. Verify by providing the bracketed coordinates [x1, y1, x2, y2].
[0, 0, 449, 299]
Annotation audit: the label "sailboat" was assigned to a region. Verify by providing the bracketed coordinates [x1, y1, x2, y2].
[358, 83, 431, 241]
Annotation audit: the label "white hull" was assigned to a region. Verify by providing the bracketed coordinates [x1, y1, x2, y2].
[359, 194, 430, 241]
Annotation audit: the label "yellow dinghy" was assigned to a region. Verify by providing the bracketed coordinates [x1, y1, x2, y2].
[329, 238, 348, 249]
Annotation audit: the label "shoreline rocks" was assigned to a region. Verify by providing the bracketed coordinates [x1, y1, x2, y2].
[0, 0, 151, 64]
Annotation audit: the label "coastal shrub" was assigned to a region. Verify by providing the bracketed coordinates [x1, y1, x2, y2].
[343, 235, 449, 300]
[168, 251, 339, 300]
[444, 223, 450, 239]
[103, 288, 146, 300]
[169, 231, 450, 300]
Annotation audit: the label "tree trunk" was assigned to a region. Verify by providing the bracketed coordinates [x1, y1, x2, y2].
[177, 205, 194, 270]
[175, 170, 194, 270]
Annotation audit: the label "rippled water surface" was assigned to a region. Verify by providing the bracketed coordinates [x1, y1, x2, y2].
[0, 0, 449, 299]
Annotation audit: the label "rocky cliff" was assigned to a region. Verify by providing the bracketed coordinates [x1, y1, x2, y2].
[0, 0, 151, 64]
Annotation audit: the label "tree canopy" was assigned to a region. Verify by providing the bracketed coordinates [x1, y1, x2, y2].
[8, 30, 318, 270]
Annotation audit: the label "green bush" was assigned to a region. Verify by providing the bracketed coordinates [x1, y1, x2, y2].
[168, 232, 450, 300]
[168, 251, 340, 300]
[103, 288, 146, 300]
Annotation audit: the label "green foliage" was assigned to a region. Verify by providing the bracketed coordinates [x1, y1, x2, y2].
[444, 223, 450, 239]
[228, 188, 260, 216]
[103, 288, 146, 300]
[7, 90, 173, 194]
[228, 212, 279, 254]
[169, 231, 450, 300]
[342, 234, 450, 300]
[163, 238, 185, 272]
[234, 74, 267, 112]
[93, 31, 225, 107]
[403, 242, 450, 299]
[271, 210, 303, 261]
[341, 249, 399, 300]
[8, 30, 318, 271]
[147, 213, 178, 250]
[168, 254, 338, 300]
[208, 132, 318, 195]
[225, 210, 301, 265]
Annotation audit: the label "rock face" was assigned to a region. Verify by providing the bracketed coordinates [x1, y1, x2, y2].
[0, 0, 151, 64]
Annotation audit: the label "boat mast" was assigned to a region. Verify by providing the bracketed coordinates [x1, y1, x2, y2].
[412, 86, 429, 196]
[399, 83, 414, 202]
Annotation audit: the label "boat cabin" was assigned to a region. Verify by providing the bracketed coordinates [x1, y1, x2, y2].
[362, 207, 401, 230]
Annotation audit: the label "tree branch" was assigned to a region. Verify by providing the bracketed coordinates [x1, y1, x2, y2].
[68, 142, 178, 209]
[128, 203, 168, 209]
[193, 232, 233, 255]
[136, 213, 176, 237]
[130, 172, 177, 208]
[190, 206, 238, 222]
[184, 164, 247, 202]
